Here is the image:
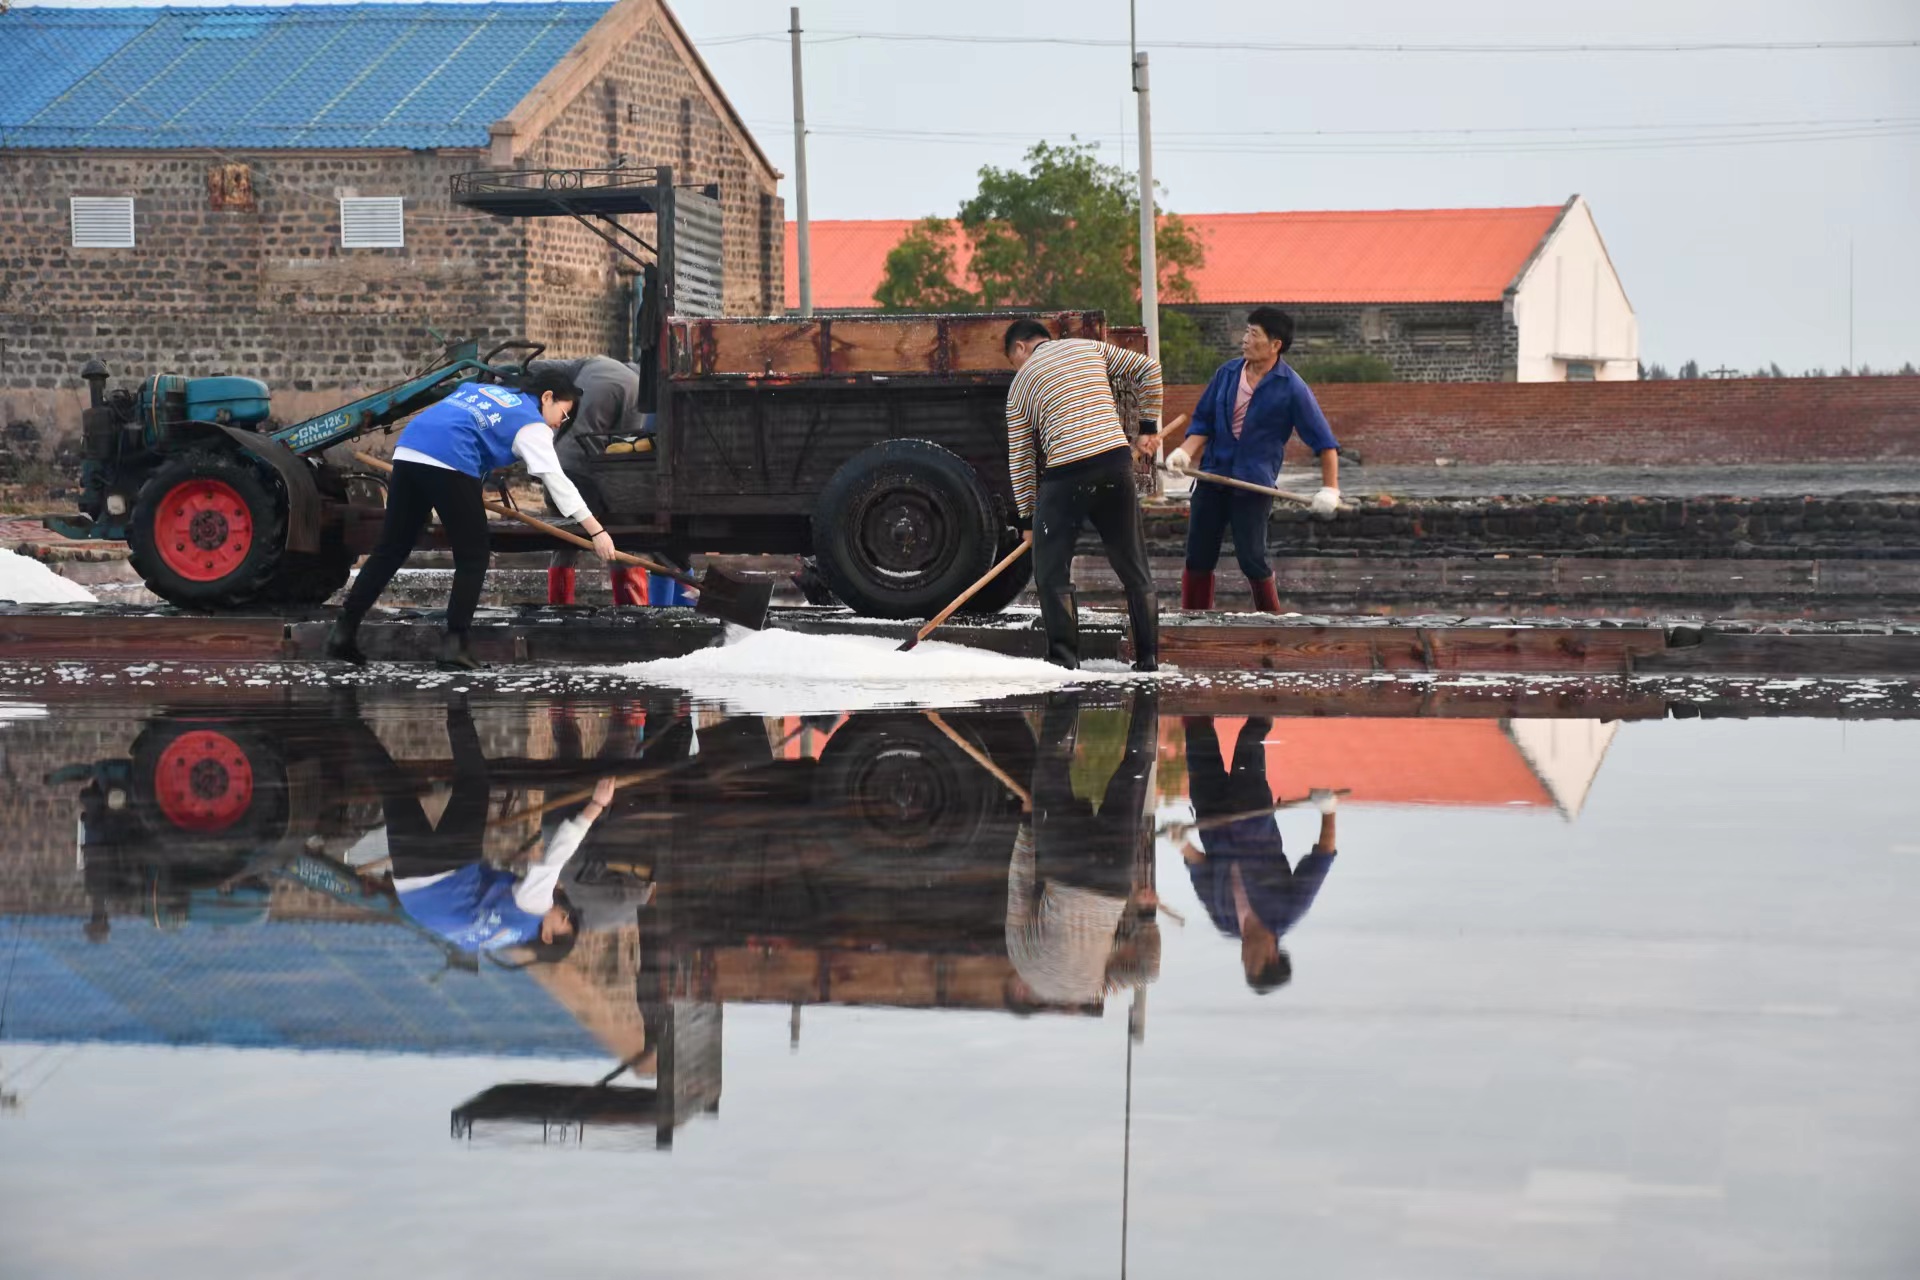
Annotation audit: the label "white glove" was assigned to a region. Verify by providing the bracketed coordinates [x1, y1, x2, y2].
[1166, 450, 1193, 475]
[1309, 486, 1341, 518]
[1310, 788, 1340, 815]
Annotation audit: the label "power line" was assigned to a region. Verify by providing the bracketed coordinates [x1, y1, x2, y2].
[700, 29, 1920, 55]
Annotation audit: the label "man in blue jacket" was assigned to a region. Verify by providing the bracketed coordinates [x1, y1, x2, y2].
[326, 368, 617, 670]
[1164, 307, 1340, 613]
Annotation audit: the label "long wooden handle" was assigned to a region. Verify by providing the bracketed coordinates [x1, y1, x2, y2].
[353, 451, 693, 587]
[925, 711, 1032, 808]
[1159, 461, 1314, 506]
[901, 540, 1032, 651]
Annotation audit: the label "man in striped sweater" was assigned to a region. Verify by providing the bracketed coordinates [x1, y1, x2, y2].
[1004, 319, 1163, 671]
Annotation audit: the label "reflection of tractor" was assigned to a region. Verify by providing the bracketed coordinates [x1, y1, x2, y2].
[53, 164, 1144, 617]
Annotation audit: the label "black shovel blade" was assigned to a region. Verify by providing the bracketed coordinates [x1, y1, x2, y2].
[691, 565, 773, 630]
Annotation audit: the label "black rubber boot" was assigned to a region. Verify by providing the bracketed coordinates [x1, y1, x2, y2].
[1040, 589, 1080, 670]
[435, 631, 483, 672]
[324, 617, 368, 666]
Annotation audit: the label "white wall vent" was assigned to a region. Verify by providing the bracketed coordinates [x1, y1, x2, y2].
[340, 197, 405, 249]
[71, 197, 135, 248]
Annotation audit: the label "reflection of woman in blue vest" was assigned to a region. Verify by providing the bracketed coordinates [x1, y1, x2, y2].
[378, 701, 613, 961]
[328, 368, 620, 671]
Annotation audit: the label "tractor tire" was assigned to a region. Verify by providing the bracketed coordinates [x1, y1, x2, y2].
[811, 439, 996, 620]
[954, 523, 1033, 616]
[130, 720, 290, 846]
[129, 451, 287, 610]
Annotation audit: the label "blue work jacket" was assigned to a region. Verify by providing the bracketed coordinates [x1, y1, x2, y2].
[396, 382, 544, 479]
[1184, 358, 1338, 487]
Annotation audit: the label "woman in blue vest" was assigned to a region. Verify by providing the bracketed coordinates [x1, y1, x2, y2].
[376, 699, 615, 961]
[326, 368, 618, 670]
[1164, 307, 1341, 614]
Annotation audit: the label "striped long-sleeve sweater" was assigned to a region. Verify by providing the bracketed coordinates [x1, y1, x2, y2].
[1005, 338, 1164, 517]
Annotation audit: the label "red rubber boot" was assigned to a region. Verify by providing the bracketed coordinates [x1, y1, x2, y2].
[610, 566, 649, 606]
[1180, 568, 1214, 611]
[547, 566, 576, 606]
[1250, 575, 1284, 614]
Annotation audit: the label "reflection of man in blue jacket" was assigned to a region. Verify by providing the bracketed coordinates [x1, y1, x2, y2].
[1181, 716, 1338, 994]
[1164, 307, 1339, 614]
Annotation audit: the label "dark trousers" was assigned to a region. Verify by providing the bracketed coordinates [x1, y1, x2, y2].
[1032, 448, 1158, 668]
[381, 703, 490, 880]
[341, 461, 491, 634]
[1032, 692, 1160, 898]
[1184, 480, 1274, 581]
[1184, 715, 1274, 819]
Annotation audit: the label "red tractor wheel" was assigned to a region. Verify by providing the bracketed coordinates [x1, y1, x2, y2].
[152, 729, 256, 833]
[129, 452, 288, 609]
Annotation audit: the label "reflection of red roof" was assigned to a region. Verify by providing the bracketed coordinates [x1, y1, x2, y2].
[785, 203, 1567, 310]
[1169, 718, 1553, 808]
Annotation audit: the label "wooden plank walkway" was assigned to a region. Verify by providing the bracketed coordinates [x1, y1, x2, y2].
[1, 604, 1918, 676]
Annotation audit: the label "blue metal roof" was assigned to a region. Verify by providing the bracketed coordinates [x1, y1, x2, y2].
[0, 3, 613, 150]
[0, 915, 608, 1059]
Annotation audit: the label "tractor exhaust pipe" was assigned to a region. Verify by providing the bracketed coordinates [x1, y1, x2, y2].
[82, 357, 110, 409]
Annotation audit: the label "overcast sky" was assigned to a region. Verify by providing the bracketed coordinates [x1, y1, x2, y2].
[22, 0, 1920, 370]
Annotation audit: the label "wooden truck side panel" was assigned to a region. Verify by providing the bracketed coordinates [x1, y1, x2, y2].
[669, 310, 1106, 379]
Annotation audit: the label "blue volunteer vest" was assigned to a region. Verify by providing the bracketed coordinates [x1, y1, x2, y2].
[396, 382, 545, 478]
[396, 863, 544, 952]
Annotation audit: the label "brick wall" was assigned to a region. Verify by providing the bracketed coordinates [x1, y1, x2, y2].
[1179, 300, 1516, 382]
[0, 14, 782, 445]
[1164, 376, 1920, 466]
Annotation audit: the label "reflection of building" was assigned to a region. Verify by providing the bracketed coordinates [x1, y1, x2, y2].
[1163, 717, 1618, 819]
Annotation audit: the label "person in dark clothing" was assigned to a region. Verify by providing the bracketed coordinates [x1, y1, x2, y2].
[526, 356, 672, 608]
[327, 368, 613, 671]
[1005, 690, 1162, 1006]
[376, 700, 607, 961]
[1003, 319, 1163, 671]
[1180, 715, 1338, 993]
[1165, 307, 1340, 614]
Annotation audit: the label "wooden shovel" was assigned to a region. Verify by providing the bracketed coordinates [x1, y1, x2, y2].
[354, 451, 772, 630]
[1153, 415, 1353, 510]
[897, 540, 1032, 652]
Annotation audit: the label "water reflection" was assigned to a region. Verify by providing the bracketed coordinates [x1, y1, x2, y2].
[6, 691, 1648, 1150]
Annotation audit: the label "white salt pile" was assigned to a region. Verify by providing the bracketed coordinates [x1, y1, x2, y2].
[0, 547, 96, 604]
[599, 626, 1147, 714]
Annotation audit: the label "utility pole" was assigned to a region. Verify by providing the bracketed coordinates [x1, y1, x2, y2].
[1848, 236, 1855, 372]
[1131, 0, 1157, 360]
[790, 7, 812, 317]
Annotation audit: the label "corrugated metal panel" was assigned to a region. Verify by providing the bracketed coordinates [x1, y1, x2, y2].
[70, 195, 135, 248]
[339, 195, 405, 249]
[0, 4, 613, 151]
[674, 187, 725, 319]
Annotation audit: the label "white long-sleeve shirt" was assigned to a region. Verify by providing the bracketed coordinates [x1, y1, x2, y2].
[395, 423, 590, 522]
[390, 811, 595, 915]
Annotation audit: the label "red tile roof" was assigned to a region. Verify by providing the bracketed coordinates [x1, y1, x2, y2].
[786, 203, 1568, 310]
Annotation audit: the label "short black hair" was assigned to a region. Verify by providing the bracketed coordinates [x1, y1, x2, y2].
[1247, 946, 1293, 995]
[518, 367, 583, 406]
[1003, 318, 1054, 356]
[1246, 306, 1295, 353]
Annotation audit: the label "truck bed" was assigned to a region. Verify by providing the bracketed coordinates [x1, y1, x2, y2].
[670, 310, 1109, 380]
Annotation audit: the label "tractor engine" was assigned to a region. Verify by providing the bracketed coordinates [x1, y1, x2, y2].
[74, 360, 272, 534]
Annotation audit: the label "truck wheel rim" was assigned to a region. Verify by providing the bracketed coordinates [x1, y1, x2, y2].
[855, 490, 949, 587]
[156, 478, 254, 582]
[153, 730, 255, 833]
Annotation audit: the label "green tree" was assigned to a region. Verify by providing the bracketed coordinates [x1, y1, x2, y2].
[875, 140, 1211, 379]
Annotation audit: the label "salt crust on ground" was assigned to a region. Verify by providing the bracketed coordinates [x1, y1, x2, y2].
[0, 548, 95, 604]
[597, 626, 1149, 714]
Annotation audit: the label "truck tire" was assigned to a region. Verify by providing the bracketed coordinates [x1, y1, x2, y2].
[954, 525, 1033, 615]
[811, 440, 996, 620]
[814, 714, 1009, 866]
[129, 451, 287, 609]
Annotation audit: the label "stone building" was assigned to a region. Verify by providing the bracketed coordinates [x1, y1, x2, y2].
[0, 0, 783, 441]
[787, 196, 1636, 383]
